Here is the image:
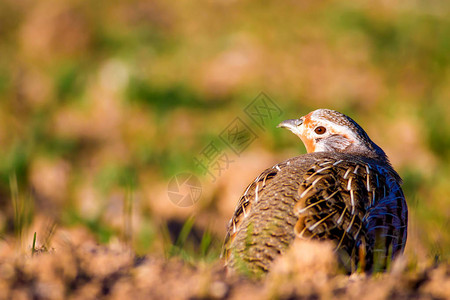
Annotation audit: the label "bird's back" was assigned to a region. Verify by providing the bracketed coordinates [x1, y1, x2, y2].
[223, 152, 407, 276]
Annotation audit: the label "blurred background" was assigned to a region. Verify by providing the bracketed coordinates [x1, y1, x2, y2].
[0, 0, 448, 263]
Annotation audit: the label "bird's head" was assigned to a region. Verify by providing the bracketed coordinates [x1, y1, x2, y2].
[278, 109, 387, 160]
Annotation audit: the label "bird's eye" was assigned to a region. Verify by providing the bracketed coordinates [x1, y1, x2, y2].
[314, 126, 326, 135]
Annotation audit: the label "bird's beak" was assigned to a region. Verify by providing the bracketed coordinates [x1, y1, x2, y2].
[277, 118, 303, 130]
[278, 117, 309, 151]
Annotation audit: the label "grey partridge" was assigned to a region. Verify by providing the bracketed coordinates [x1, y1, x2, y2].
[222, 109, 408, 276]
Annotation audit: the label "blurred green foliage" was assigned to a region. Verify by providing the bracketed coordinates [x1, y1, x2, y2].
[0, 0, 448, 262]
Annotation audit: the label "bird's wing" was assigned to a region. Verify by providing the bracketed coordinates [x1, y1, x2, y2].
[221, 161, 287, 262]
[294, 158, 407, 272]
[222, 153, 407, 274]
[364, 165, 408, 271]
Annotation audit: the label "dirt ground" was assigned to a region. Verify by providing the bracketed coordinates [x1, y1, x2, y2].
[0, 229, 448, 300]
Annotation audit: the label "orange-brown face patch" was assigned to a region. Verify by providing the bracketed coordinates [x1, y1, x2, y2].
[302, 137, 316, 153]
[302, 112, 313, 128]
[300, 112, 346, 153]
[300, 112, 318, 153]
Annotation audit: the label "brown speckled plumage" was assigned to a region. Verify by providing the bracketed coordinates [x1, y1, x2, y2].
[222, 109, 408, 276]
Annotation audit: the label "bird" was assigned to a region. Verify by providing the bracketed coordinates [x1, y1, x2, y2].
[222, 109, 408, 277]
